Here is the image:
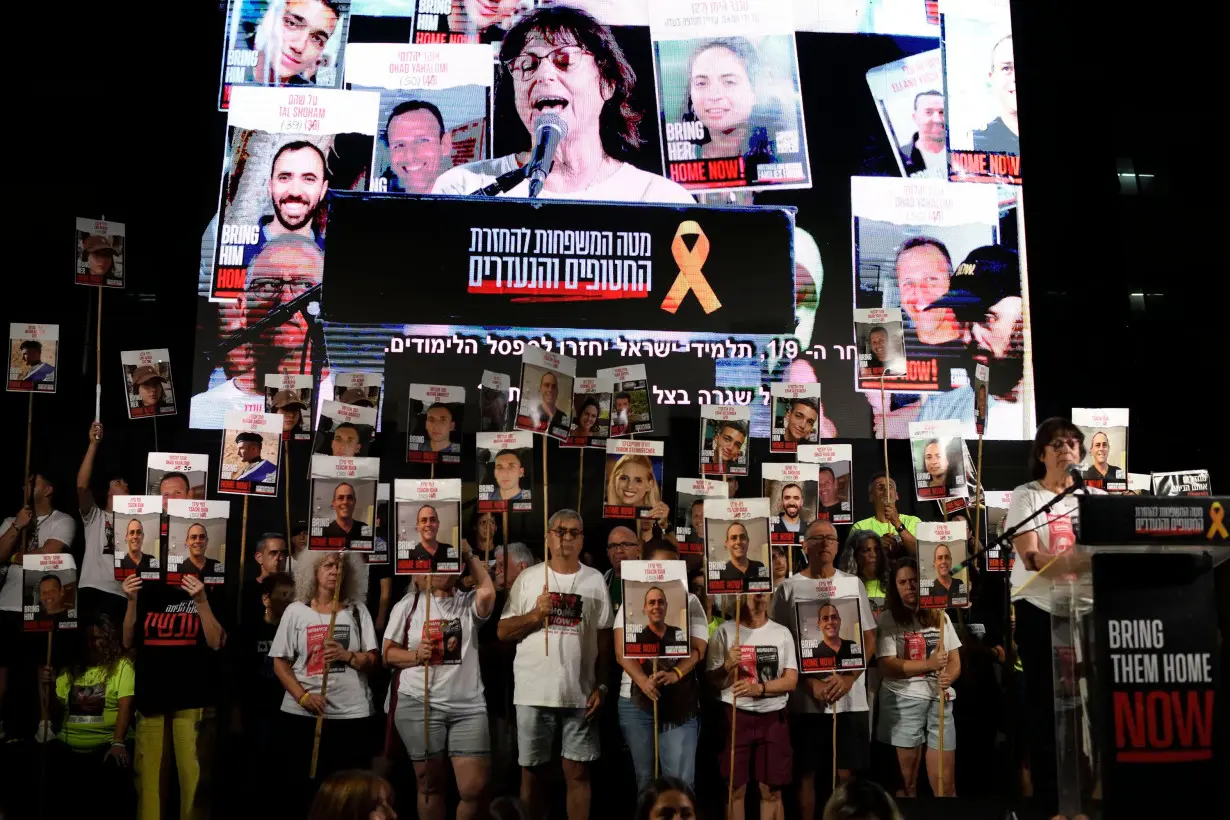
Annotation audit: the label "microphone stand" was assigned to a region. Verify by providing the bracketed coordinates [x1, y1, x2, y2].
[951, 477, 1084, 577]
[203, 284, 327, 411]
[470, 166, 527, 197]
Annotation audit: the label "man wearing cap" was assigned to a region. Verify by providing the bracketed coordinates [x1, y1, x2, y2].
[19, 340, 55, 383]
[81, 235, 119, 281]
[234, 432, 278, 483]
[132, 366, 170, 412]
[339, 387, 375, 408]
[271, 390, 308, 434]
[916, 246, 1026, 439]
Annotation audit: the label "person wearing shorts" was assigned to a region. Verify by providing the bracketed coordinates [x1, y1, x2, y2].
[705, 592, 797, 820]
[496, 510, 614, 820]
[875, 558, 962, 797]
[385, 544, 496, 820]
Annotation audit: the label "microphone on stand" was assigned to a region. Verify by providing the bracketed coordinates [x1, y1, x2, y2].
[526, 113, 568, 199]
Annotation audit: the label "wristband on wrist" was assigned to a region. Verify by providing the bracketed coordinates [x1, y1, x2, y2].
[672, 667, 684, 680]
[760, 683, 767, 697]
[297, 692, 311, 706]
[110, 740, 126, 747]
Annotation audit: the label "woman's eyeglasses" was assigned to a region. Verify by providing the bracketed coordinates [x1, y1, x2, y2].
[504, 46, 591, 80]
[1047, 437, 1081, 452]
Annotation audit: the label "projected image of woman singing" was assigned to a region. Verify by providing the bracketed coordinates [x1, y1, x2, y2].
[432, 5, 694, 203]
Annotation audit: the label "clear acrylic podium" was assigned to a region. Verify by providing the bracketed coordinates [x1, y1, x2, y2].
[1041, 495, 1227, 818]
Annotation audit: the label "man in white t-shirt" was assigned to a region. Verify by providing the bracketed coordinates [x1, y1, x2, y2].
[0, 471, 77, 739]
[770, 519, 876, 819]
[75, 422, 129, 623]
[704, 591, 798, 820]
[497, 508, 613, 820]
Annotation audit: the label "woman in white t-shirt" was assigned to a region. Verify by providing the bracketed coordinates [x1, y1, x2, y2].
[431, 6, 695, 205]
[1004, 417, 1100, 817]
[875, 558, 961, 797]
[270, 551, 378, 806]
[384, 542, 496, 820]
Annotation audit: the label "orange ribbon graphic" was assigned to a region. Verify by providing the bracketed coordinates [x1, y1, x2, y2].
[1208, 502, 1228, 540]
[661, 221, 721, 315]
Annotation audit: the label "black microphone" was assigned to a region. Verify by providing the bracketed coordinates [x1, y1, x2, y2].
[1067, 465, 1086, 491]
[526, 113, 568, 199]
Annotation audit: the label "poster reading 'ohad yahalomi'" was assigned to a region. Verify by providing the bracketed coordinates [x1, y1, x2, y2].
[219, 0, 354, 110]
[345, 42, 492, 196]
[649, 0, 810, 193]
[209, 85, 379, 301]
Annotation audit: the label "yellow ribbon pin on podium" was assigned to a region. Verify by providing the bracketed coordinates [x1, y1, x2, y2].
[661, 221, 721, 315]
[1208, 502, 1228, 540]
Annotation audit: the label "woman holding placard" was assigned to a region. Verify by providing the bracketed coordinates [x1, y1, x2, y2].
[270, 552, 379, 812]
[875, 558, 961, 797]
[384, 541, 496, 820]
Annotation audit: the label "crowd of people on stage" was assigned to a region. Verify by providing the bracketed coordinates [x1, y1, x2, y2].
[0, 416, 1098, 819]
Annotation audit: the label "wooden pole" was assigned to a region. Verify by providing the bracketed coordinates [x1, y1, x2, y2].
[936, 627, 946, 796]
[424, 579, 431, 750]
[237, 497, 249, 624]
[284, 440, 292, 550]
[309, 554, 346, 778]
[501, 511, 509, 589]
[653, 657, 660, 779]
[94, 288, 102, 423]
[726, 596, 742, 820]
[21, 394, 33, 554]
[832, 696, 839, 790]
[543, 442, 550, 656]
[972, 430, 986, 555]
[880, 373, 889, 481]
[577, 448, 584, 512]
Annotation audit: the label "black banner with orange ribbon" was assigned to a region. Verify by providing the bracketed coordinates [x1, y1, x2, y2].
[320, 192, 794, 333]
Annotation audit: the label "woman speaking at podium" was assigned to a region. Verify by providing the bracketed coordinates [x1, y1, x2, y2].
[433, 5, 695, 204]
[1003, 417, 1102, 818]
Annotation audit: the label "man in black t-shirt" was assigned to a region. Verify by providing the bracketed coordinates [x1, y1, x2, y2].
[402, 504, 456, 572]
[1082, 432, 1125, 488]
[972, 36, 1019, 154]
[814, 603, 857, 665]
[717, 522, 766, 589]
[322, 483, 360, 546]
[180, 523, 222, 579]
[634, 586, 689, 655]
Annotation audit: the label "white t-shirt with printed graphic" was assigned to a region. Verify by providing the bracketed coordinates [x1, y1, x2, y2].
[704, 619, 797, 714]
[615, 593, 710, 701]
[0, 510, 77, 612]
[876, 608, 961, 701]
[1006, 481, 1102, 613]
[500, 564, 614, 709]
[770, 569, 876, 715]
[270, 601, 378, 719]
[384, 589, 489, 714]
[80, 505, 123, 597]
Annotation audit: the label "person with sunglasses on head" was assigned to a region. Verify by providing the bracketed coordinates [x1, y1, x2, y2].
[770, 520, 877, 820]
[1005, 417, 1103, 819]
[496, 509, 614, 820]
[432, 6, 694, 204]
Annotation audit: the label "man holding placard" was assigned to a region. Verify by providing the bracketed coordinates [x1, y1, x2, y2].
[771, 520, 876, 818]
[497, 509, 613, 820]
[850, 473, 919, 556]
